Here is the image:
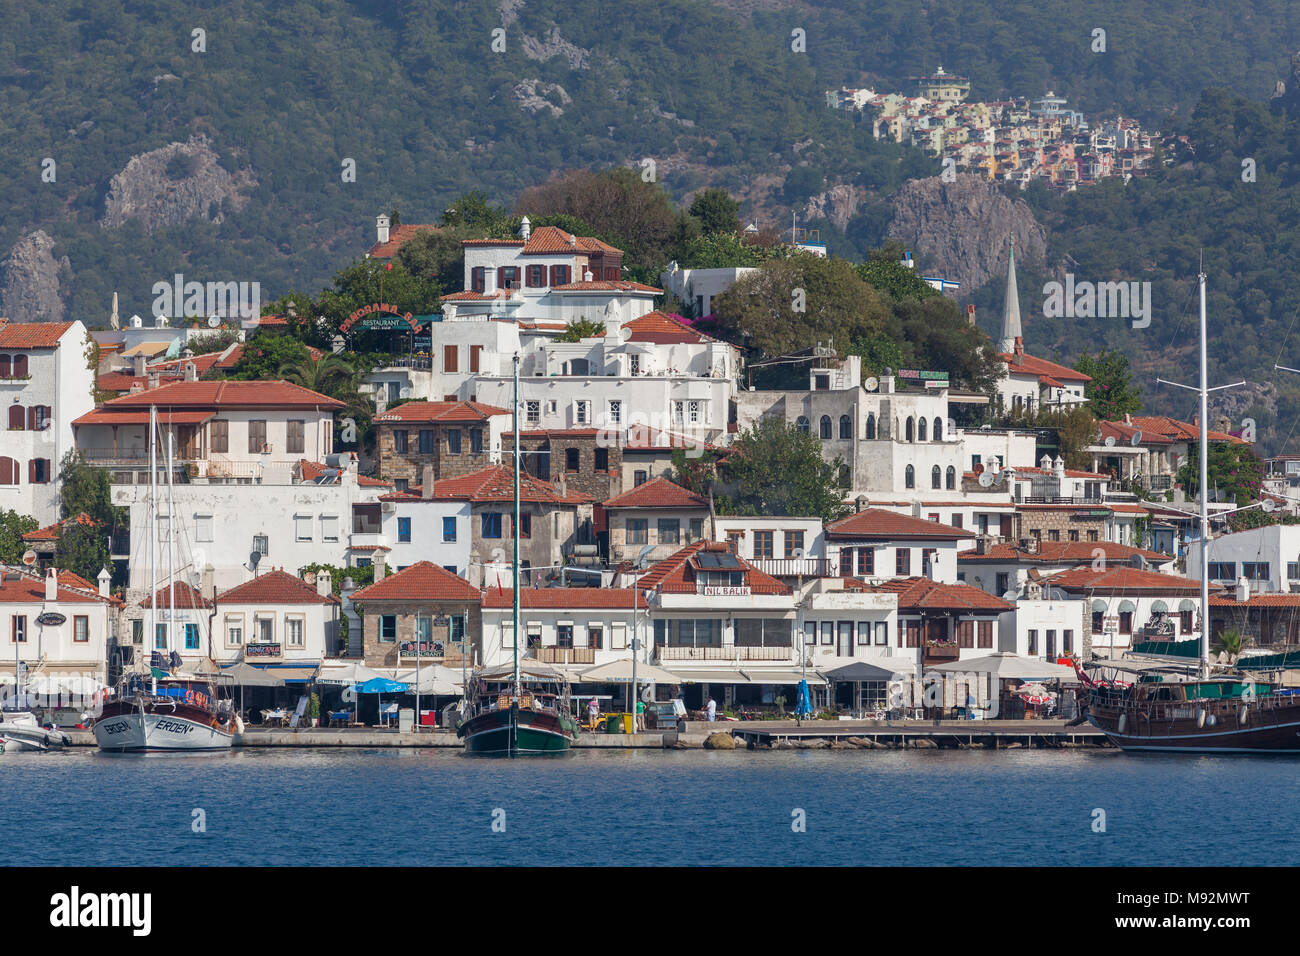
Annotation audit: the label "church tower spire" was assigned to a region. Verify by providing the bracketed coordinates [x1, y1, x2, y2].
[999, 236, 1023, 356]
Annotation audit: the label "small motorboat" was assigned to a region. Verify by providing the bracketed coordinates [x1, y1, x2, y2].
[0, 711, 71, 752]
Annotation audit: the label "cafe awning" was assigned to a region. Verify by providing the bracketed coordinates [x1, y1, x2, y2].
[823, 660, 911, 682]
[673, 669, 751, 684]
[580, 660, 683, 684]
[742, 669, 828, 686]
[217, 662, 286, 687]
[926, 652, 1076, 681]
[316, 660, 384, 686]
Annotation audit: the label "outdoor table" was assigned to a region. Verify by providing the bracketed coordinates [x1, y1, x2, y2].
[262, 709, 290, 727]
[328, 710, 351, 728]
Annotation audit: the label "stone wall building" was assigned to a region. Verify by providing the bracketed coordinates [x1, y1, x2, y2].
[373, 400, 509, 490]
[350, 561, 482, 670]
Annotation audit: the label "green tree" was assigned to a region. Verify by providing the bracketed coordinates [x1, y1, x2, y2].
[668, 447, 725, 498]
[395, 227, 466, 291]
[1175, 441, 1264, 503]
[855, 258, 940, 302]
[848, 332, 906, 375]
[717, 416, 849, 521]
[555, 318, 607, 342]
[688, 188, 741, 236]
[676, 232, 766, 270]
[440, 191, 517, 236]
[228, 334, 312, 380]
[58, 451, 119, 527]
[0, 509, 39, 563]
[712, 254, 889, 359]
[54, 519, 110, 585]
[1074, 349, 1142, 421]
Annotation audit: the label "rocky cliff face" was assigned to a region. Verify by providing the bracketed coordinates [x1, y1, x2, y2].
[100, 134, 256, 234]
[886, 174, 1047, 290]
[803, 184, 868, 232]
[0, 230, 68, 323]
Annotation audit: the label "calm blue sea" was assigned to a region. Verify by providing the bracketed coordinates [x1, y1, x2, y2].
[2, 747, 1295, 866]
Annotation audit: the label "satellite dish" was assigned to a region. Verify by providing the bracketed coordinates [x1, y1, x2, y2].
[864, 376, 879, 392]
[1104, 436, 1116, 448]
[1262, 499, 1276, 513]
[1001, 590, 1018, 601]
[792, 547, 805, 560]
[978, 471, 994, 488]
[207, 315, 221, 328]
[21, 549, 37, 566]
[1130, 430, 1143, 447]
[249, 551, 261, 569]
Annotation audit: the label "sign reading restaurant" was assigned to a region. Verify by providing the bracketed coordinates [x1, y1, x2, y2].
[340, 302, 419, 333]
[245, 643, 282, 659]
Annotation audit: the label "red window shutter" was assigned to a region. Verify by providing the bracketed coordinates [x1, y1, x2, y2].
[471, 267, 484, 293]
[28, 459, 36, 483]
[0, 356, 9, 378]
[8, 404, 23, 430]
[470, 345, 481, 372]
[12, 355, 27, 378]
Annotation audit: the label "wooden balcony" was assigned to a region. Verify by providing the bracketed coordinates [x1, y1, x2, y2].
[748, 557, 839, 578]
[533, 647, 595, 664]
[922, 642, 960, 662]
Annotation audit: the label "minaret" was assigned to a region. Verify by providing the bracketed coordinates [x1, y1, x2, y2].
[999, 236, 1023, 356]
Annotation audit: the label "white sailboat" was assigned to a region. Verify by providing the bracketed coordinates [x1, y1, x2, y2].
[92, 406, 235, 753]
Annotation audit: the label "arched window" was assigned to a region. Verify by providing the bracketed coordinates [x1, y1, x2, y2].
[946, 466, 956, 490]
[839, 415, 851, 440]
[0, 355, 9, 379]
[0, 456, 17, 484]
[905, 417, 914, 442]
[819, 415, 832, 440]
[8, 404, 24, 430]
[865, 413, 876, 440]
[12, 355, 27, 378]
[931, 465, 941, 489]
[933, 418, 943, 441]
[905, 464, 915, 489]
[918, 417, 928, 442]
[796, 416, 810, 435]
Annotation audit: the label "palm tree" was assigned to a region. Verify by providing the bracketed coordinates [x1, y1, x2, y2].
[278, 352, 376, 453]
[1212, 627, 1247, 661]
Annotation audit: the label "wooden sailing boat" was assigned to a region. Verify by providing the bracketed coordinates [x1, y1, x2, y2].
[1082, 270, 1300, 752]
[93, 406, 235, 753]
[456, 355, 579, 756]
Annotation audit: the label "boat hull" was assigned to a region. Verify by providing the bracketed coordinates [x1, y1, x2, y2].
[1086, 693, 1300, 753]
[458, 705, 575, 756]
[93, 704, 234, 753]
[0, 722, 69, 753]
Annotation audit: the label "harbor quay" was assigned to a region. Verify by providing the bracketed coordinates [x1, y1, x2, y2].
[56, 718, 1107, 750]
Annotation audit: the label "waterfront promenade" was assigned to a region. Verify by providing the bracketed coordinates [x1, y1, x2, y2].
[61, 718, 1107, 749]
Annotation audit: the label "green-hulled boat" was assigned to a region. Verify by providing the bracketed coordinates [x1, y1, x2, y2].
[457, 353, 577, 756]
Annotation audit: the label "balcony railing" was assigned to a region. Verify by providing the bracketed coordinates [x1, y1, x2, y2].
[657, 645, 792, 661]
[748, 557, 839, 578]
[533, 647, 595, 664]
[922, 642, 960, 661]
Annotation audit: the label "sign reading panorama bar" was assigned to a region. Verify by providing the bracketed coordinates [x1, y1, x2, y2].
[701, 586, 751, 596]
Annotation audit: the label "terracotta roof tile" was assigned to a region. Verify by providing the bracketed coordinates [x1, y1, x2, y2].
[636, 541, 790, 596]
[870, 577, 1013, 611]
[420, 465, 593, 505]
[139, 580, 212, 609]
[374, 400, 509, 423]
[552, 280, 662, 294]
[621, 310, 716, 345]
[368, 224, 441, 259]
[999, 351, 1091, 384]
[0, 567, 107, 604]
[23, 513, 98, 542]
[217, 568, 338, 605]
[958, 541, 1169, 564]
[0, 321, 76, 349]
[350, 560, 480, 602]
[1045, 566, 1201, 593]
[825, 508, 971, 540]
[83, 380, 344, 414]
[520, 226, 623, 256]
[297, 459, 392, 488]
[602, 477, 709, 510]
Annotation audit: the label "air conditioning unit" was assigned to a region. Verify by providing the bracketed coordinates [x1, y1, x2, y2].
[381, 502, 396, 514]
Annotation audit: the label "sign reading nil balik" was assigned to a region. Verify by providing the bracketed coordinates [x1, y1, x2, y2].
[341, 302, 418, 333]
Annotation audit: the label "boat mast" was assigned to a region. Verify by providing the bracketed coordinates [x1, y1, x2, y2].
[1197, 270, 1210, 681]
[148, 405, 158, 688]
[167, 425, 177, 666]
[512, 352, 521, 696]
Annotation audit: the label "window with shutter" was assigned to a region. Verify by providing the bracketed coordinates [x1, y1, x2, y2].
[471, 267, 485, 293]
[0, 355, 8, 378]
[8, 405, 24, 430]
[470, 345, 482, 372]
[0, 457, 17, 484]
[444, 345, 458, 372]
[12, 355, 27, 378]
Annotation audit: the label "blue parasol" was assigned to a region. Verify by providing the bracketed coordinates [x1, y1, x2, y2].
[349, 677, 409, 726]
[795, 679, 812, 717]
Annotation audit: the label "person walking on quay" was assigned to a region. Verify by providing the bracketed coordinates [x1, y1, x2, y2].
[587, 696, 600, 730]
[635, 698, 646, 732]
[705, 696, 717, 722]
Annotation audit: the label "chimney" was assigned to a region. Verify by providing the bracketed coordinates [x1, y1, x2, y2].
[373, 554, 386, 582]
[1013, 336, 1024, 360]
[519, 216, 531, 241]
[148, 372, 160, 391]
[966, 304, 976, 327]
[184, 361, 198, 382]
[45, 567, 57, 602]
[422, 464, 436, 499]
[1040, 454, 1052, 471]
[97, 567, 111, 599]
[583, 270, 594, 282]
[376, 214, 391, 245]
[316, 569, 332, 598]
[1236, 575, 1250, 602]
[132, 353, 147, 376]
[1053, 455, 1065, 479]
[557, 472, 567, 499]
[855, 495, 868, 513]
[483, 268, 497, 296]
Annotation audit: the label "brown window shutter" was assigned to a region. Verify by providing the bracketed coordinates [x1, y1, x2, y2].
[28, 459, 36, 483]
[470, 345, 481, 372]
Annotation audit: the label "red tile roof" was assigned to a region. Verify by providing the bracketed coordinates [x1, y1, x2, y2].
[217, 568, 338, 605]
[1111, 415, 1247, 445]
[74, 409, 216, 426]
[420, 465, 593, 505]
[1211, 593, 1300, 607]
[139, 580, 212, 609]
[636, 541, 790, 596]
[0, 567, 107, 604]
[552, 280, 662, 294]
[1011, 465, 1110, 479]
[368, 224, 441, 259]
[958, 541, 1169, 564]
[621, 311, 716, 345]
[871, 577, 1013, 611]
[350, 560, 480, 602]
[1045, 566, 1201, 593]
[482, 588, 640, 609]
[520, 226, 623, 256]
[825, 508, 972, 540]
[999, 351, 1091, 385]
[374, 400, 510, 424]
[0, 321, 76, 349]
[23, 513, 98, 542]
[602, 477, 709, 510]
[80, 380, 345, 416]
